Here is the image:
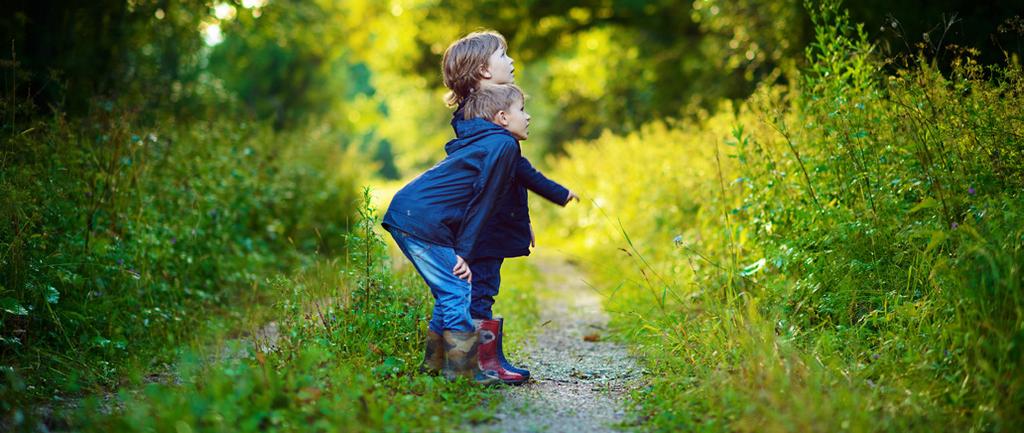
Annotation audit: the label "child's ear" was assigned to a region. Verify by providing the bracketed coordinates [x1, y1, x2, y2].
[478, 63, 493, 79]
[495, 110, 510, 126]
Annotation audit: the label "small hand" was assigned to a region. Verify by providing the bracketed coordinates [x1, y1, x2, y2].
[530, 225, 536, 248]
[453, 255, 472, 283]
[566, 190, 580, 205]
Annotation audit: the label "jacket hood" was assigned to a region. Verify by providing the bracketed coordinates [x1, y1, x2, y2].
[450, 104, 465, 129]
[445, 115, 511, 155]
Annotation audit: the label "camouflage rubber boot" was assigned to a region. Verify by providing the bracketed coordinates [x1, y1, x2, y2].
[441, 330, 501, 386]
[419, 330, 445, 375]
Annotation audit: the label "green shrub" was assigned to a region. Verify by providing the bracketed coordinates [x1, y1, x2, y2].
[0, 106, 361, 404]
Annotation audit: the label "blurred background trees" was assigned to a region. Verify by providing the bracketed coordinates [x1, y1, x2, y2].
[4, 0, 1019, 175]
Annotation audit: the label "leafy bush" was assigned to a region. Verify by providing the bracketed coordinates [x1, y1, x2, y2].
[0, 105, 361, 405]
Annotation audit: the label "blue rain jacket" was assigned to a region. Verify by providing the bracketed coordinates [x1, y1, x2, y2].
[382, 118, 520, 261]
[451, 109, 571, 259]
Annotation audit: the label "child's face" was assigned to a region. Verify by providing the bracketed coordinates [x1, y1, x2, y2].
[481, 47, 514, 84]
[496, 97, 530, 141]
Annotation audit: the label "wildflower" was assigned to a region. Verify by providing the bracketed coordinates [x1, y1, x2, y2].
[871, 353, 880, 361]
[951, 222, 959, 229]
[673, 235, 684, 246]
[968, 186, 976, 195]
[170, 237, 177, 245]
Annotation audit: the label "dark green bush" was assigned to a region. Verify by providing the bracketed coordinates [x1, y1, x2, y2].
[0, 105, 360, 402]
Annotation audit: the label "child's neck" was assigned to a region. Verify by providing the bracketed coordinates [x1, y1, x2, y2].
[477, 78, 507, 88]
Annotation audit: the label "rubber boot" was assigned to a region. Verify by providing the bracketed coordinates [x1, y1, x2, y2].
[419, 330, 445, 375]
[441, 330, 501, 386]
[475, 319, 528, 385]
[496, 317, 531, 379]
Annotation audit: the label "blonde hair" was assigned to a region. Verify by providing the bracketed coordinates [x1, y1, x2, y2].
[442, 30, 508, 107]
[462, 83, 524, 121]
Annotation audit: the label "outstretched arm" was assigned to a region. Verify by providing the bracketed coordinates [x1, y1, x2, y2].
[516, 156, 574, 206]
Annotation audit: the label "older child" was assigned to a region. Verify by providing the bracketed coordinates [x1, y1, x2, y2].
[441, 31, 578, 385]
[382, 84, 530, 385]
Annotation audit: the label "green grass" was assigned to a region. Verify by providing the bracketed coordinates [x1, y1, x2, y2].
[533, 2, 1023, 432]
[22, 194, 541, 432]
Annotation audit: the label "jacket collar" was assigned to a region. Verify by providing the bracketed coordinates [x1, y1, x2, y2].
[446, 104, 512, 154]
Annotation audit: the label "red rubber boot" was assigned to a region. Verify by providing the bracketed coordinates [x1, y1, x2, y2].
[475, 319, 528, 385]
[497, 317, 531, 379]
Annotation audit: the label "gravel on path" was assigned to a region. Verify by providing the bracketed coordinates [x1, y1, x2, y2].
[469, 249, 644, 433]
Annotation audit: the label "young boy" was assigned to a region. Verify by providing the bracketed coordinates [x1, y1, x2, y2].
[441, 31, 578, 385]
[382, 83, 529, 385]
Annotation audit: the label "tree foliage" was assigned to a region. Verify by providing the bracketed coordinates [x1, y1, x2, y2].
[5, 0, 1017, 173]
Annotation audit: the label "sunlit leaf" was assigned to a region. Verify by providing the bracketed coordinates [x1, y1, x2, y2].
[92, 336, 112, 348]
[46, 286, 60, 304]
[909, 197, 939, 213]
[740, 258, 767, 276]
[925, 231, 947, 253]
[0, 298, 28, 316]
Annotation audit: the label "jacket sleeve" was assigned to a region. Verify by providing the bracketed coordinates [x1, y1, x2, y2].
[455, 139, 520, 260]
[516, 156, 571, 206]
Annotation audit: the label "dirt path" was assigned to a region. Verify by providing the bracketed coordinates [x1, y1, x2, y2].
[469, 250, 644, 433]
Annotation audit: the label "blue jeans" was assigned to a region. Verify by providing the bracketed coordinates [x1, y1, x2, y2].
[387, 228, 474, 334]
[469, 257, 504, 319]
